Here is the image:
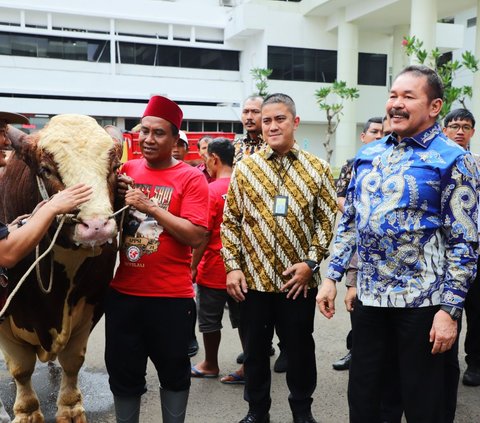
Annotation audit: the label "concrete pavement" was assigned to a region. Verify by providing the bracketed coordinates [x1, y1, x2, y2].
[1, 281, 480, 422]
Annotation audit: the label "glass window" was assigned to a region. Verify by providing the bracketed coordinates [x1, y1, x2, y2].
[179, 47, 238, 70]
[188, 121, 202, 132]
[119, 42, 135, 64]
[0, 32, 110, 63]
[0, 33, 10, 55]
[316, 49, 337, 83]
[157, 45, 180, 67]
[11, 34, 38, 57]
[218, 122, 232, 132]
[358, 53, 387, 86]
[269, 46, 292, 80]
[203, 121, 218, 132]
[268, 46, 337, 82]
[233, 122, 244, 134]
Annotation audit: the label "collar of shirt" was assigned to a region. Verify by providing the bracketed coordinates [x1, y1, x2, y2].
[243, 133, 264, 146]
[265, 142, 301, 160]
[386, 122, 442, 149]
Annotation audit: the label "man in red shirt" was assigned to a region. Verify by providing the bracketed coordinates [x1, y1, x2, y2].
[190, 138, 236, 379]
[105, 96, 209, 423]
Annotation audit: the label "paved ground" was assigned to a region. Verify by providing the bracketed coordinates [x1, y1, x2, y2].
[1, 283, 480, 422]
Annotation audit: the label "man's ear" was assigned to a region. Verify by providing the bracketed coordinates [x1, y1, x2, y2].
[430, 98, 443, 118]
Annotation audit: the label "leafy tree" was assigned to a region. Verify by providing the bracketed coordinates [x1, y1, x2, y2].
[250, 67, 273, 97]
[402, 35, 479, 118]
[315, 80, 359, 163]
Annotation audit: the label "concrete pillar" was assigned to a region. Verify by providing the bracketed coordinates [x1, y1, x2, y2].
[471, 0, 480, 154]
[409, 0, 437, 63]
[392, 25, 410, 80]
[333, 9, 359, 168]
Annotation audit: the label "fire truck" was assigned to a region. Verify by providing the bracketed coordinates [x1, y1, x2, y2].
[122, 131, 236, 165]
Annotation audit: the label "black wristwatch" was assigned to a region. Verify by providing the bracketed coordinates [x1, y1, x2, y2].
[304, 260, 321, 274]
[440, 305, 462, 321]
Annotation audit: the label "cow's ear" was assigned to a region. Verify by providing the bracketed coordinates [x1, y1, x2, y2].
[6, 125, 38, 165]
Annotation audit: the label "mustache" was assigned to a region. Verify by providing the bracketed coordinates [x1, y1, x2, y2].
[390, 109, 409, 119]
[245, 119, 255, 125]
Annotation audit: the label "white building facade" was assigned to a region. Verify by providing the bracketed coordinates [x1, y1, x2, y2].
[0, 0, 479, 166]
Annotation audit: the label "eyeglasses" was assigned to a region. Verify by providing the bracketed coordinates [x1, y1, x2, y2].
[446, 124, 473, 132]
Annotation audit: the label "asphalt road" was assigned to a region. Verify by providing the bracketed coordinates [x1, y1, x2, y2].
[1, 281, 480, 422]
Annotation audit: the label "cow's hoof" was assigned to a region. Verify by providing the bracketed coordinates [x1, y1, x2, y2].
[12, 410, 45, 423]
[56, 406, 87, 423]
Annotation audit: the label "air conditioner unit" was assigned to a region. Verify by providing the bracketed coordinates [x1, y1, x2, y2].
[220, 0, 236, 6]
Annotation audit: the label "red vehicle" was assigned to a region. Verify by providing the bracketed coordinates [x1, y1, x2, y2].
[122, 131, 236, 165]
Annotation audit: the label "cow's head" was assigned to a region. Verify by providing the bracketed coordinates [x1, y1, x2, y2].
[7, 114, 119, 248]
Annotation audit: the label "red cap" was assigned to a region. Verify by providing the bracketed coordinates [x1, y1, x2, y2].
[143, 96, 183, 130]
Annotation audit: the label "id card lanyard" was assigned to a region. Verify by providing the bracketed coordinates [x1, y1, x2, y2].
[272, 154, 293, 288]
[273, 154, 292, 216]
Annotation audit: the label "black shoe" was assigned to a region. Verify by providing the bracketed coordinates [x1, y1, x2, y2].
[239, 411, 270, 423]
[237, 351, 245, 364]
[463, 365, 480, 386]
[332, 351, 351, 371]
[188, 338, 199, 357]
[237, 347, 275, 364]
[293, 411, 318, 423]
[273, 350, 287, 373]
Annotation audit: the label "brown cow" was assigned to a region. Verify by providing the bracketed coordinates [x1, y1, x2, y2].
[0, 115, 119, 423]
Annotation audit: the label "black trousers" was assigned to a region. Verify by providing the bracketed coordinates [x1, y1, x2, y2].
[239, 288, 317, 415]
[105, 288, 195, 396]
[464, 257, 480, 367]
[348, 301, 446, 423]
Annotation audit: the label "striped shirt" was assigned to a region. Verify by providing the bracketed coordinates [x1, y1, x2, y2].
[221, 143, 337, 292]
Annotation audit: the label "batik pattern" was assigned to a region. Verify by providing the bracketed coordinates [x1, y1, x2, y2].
[327, 123, 479, 308]
[233, 133, 267, 165]
[221, 144, 337, 292]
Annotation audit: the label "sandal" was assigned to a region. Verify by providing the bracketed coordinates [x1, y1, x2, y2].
[220, 371, 245, 384]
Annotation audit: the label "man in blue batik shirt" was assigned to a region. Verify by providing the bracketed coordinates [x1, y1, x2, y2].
[317, 65, 479, 423]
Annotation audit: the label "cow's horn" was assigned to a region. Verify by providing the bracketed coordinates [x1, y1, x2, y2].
[6, 125, 29, 151]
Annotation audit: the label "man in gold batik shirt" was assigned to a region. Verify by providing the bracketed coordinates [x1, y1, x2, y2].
[221, 93, 337, 423]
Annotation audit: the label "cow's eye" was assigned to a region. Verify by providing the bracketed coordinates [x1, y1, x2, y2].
[39, 166, 53, 178]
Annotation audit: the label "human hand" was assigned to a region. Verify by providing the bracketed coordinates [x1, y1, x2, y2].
[280, 262, 312, 299]
[430, 309, 458, 354]
[117, 174, 134, 198]
[316, 278, 337, 319]
[124, 189, 154, 214]
[226, 270, 247, 302]
[48, 183, 93, 215]
[344, 286, 357, 312]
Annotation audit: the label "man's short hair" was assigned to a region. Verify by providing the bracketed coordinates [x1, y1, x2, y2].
[243, 95, 264, 107]
[395, 65, 444, 101]
[208, 137, 234, 167]
[197, 135, 213, 149]
[262, 93, 296, 117]
[444, 108, 476, 128]
[363, 117, 383, 133]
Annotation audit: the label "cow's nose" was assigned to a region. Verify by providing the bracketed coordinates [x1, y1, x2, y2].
[75, 217, 117, 245]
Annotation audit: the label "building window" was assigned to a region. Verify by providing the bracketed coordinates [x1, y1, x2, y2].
[117, 42, 239, 70]
[268, 46, 337, 82]
[179, 120, 243, 134]
[0, 32, 110, 62]
[358, 52, 387, 86]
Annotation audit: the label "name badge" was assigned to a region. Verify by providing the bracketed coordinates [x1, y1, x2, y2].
[273, 195, 289, 216]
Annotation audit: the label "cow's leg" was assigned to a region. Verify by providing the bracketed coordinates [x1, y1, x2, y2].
[0, 324, 44, 423]
[55, 310, 93, 423]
